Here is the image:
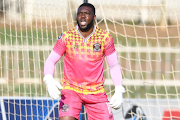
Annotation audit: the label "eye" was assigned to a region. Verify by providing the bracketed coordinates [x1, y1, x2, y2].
[85, 12, 90, 16]
[77, 12, 90, 16]
[86, 12, 90, 15]
[77, 12, 82, 15]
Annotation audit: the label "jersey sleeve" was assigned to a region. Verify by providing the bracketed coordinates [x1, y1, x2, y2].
[104, 34, 116, 56]
[53, 33, 66, 56]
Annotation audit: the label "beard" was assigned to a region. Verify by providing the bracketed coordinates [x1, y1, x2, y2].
[77, 18, 94, 32]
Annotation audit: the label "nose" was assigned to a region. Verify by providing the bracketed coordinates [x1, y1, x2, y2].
[81, 13, 86, 18]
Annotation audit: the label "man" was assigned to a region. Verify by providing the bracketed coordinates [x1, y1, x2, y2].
[43, 3, 125, 120]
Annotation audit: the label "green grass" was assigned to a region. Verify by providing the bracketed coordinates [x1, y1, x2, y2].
[0, 83, 48, 97]
[0, 27, 58, 45]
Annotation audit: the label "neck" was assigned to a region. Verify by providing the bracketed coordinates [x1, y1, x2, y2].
[78, 26, 94, 38]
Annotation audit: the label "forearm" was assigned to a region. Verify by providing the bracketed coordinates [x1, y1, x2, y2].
[106, 51, 122, 86]
[109, 63, 122, 86]
[43, 50, 62, 99]
[108, 52, 125, 108]
[44, 50, 61, 76]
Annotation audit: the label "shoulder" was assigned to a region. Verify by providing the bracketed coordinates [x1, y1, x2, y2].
[64, 27, 77, 36]
[58, 27, 77, 40]
[95, 27, 113, 44]
[95, 27, 112, 39]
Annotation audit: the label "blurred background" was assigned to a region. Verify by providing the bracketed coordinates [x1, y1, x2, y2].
[0, 0, 180, 120]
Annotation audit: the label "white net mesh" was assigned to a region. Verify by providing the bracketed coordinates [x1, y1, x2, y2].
[0, 0, 180, 120]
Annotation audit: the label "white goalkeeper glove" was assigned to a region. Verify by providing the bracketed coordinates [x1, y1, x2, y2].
[43, 74, 62, 99]
[110, 86, 125, 109]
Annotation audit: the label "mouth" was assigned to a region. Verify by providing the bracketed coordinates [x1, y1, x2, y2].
[80, 19, 86, 26]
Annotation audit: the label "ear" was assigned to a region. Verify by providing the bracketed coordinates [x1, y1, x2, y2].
[93, 15, 96, 21]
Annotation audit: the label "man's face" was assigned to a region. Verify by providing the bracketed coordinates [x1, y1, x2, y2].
[77, 6, 96, 31]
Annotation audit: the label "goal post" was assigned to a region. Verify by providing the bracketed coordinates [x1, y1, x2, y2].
[0, 0, 180, 120]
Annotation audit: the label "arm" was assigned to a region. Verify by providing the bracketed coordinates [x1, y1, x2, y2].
[103, 34, 125, 108]
[106, 51, 122, 86]
[44, 50, 62, 76]
[43, 50, 63, 99]
[43, 33, 66, 99]
[106, 51, 125, 109]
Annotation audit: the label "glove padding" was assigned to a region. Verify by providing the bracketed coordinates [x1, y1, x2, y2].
[110, 86, 125, 109]
[43, 74, 62, 99]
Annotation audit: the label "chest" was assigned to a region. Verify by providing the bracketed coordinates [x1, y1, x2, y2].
[65, 34, 105, 60]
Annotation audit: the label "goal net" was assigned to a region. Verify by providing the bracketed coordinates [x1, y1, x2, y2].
[0, 0, 180, 120]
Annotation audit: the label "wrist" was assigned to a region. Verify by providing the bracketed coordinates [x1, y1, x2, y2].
[43, 74, 54, 84]
[115, 86, 125, 93]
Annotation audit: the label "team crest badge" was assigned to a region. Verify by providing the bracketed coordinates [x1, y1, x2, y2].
[93, 43, 101, 52]
[62, 104, 69, 112]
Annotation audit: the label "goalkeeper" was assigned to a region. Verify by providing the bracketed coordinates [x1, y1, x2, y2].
[43, 3, 125, 120]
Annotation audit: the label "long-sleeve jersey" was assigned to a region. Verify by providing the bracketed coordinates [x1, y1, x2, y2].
[53, 25, 116, 94]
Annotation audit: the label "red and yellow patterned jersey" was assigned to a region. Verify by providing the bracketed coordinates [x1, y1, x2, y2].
[53, 25, 115, 94]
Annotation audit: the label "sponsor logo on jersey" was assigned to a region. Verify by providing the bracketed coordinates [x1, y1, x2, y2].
[74, 45, 79, 50]
[58, 33, 63, 39]
[93, 43, 101, 52]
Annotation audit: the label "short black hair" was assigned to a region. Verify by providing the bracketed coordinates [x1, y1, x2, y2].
[78, 3, 95, 15]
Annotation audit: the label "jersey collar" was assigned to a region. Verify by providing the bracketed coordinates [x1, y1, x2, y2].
[76, 25, 96, 43]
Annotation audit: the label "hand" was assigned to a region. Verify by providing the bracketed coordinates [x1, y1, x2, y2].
[43, 74, 62, 99]
[110, 86, 125, 109]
